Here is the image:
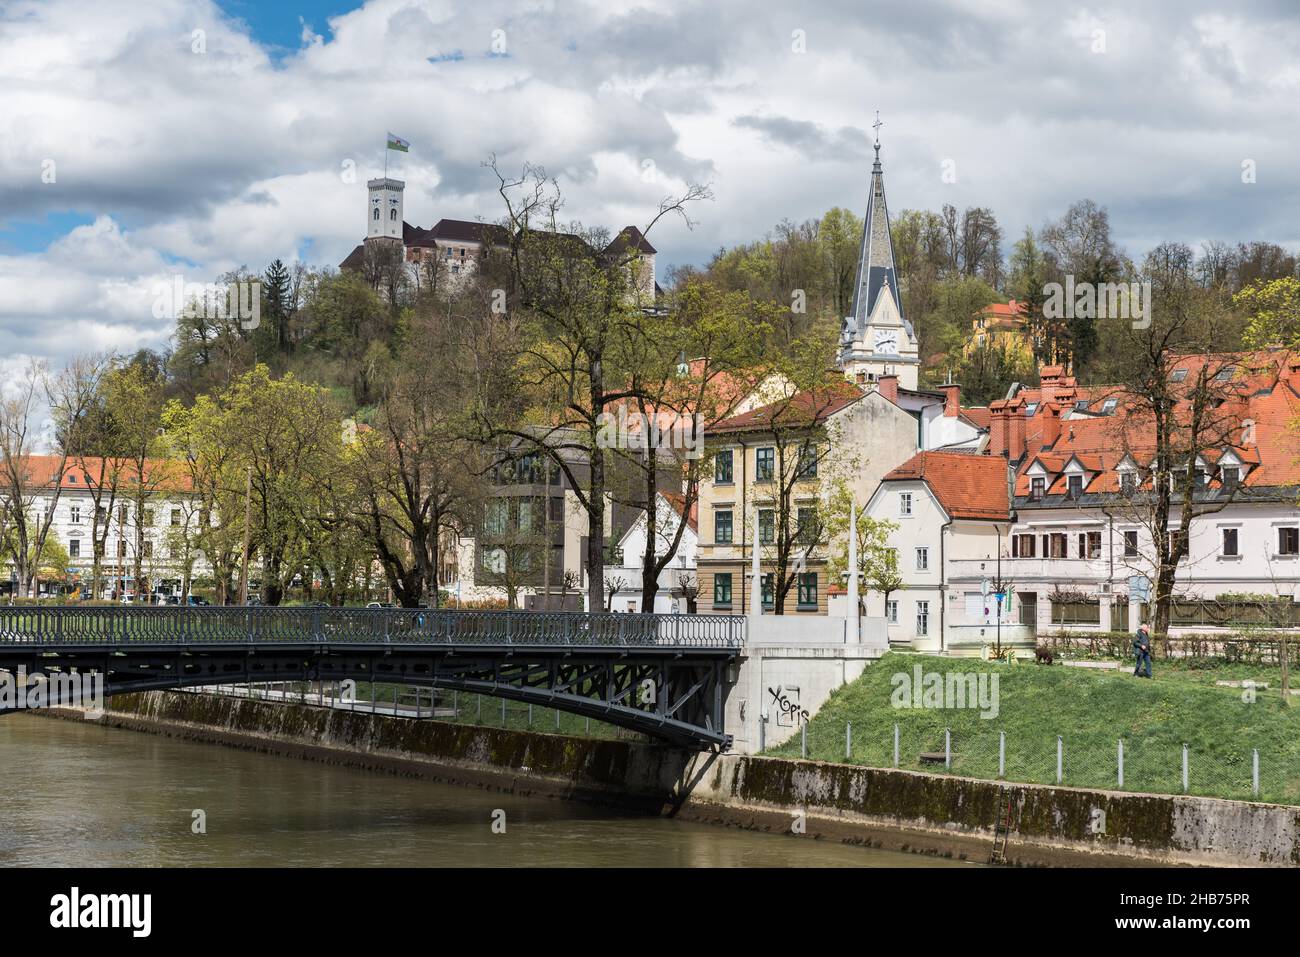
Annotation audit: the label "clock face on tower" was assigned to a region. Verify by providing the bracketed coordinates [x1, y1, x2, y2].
[873, 329, 898, 354]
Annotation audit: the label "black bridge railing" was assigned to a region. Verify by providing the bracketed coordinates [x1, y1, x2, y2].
[0, 606, 745, 649]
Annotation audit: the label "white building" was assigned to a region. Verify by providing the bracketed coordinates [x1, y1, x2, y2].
[0, 455, 209, 600]
[863, 450, 1022, 653]
[864, 351, 1300, 649]
[603, 492, 698, 614]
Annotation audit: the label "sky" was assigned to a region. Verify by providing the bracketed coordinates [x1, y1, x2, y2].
[2, 0, 1299, 373]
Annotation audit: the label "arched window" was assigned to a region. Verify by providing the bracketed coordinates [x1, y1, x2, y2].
[390, 208, 397, 221]
[373, 208, 379, 221]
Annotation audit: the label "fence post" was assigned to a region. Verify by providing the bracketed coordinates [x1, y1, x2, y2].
[893, 724, 900, 768]
[1056, 736, 1063, 784]
[759, 713, 765, 752]
[501, 697, 506, 727]
[801, 719, 808, 759]
[944, 728, 951, 769]
[1118, 739, 1124, 788]
[1253, 749, 1260, 797]
[998, 731, 1005, 779]
[845, 721, 852, 760]
[1182, 743, 1189, 793]
[555, 708, 560, 731]
[528, 704, 533, 728]
[476, 694, 482, 724]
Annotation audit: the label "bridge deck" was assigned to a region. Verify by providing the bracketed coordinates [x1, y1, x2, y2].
[0, 608, 744, 749]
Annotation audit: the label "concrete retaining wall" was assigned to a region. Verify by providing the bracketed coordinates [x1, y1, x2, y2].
[76, 691, 1300, 867]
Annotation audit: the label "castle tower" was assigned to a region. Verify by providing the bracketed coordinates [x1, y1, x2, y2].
[839, 125, 920, 390]
[367, 177, 405, 245]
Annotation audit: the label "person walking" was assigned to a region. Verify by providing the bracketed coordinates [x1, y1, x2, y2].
[1133, 623, 1153, 678]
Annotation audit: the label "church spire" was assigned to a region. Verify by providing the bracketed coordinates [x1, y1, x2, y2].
[846, 115, 905, 337]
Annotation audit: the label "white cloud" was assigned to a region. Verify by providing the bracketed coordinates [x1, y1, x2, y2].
[1, 0, 1299, 368]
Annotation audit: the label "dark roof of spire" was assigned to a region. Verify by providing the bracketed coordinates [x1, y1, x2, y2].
[846, 148, 912, 339]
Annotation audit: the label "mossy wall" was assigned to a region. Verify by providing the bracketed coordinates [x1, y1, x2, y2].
[102, 692, 1300, 866]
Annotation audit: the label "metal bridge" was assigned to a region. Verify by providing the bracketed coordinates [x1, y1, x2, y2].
[0, 607, 744, 748]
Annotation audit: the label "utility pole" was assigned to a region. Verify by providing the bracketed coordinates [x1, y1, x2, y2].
[237, 464, 252, 605]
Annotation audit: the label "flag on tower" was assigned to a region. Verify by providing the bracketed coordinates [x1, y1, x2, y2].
[386, 132, 410, 152]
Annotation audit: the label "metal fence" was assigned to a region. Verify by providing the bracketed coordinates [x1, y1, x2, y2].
[0, 606, 746, 648]
[792, 722, 1292, 805]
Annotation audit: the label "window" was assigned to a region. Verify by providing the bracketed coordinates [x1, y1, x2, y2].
[1170, 369, 1188, 383]
[1030, 477, 1045, 501]
[1046, 533, 1067, 558]
[761, 573, 774, 609]
[68, 539, 80, 558]
[373, 208, 380, 221]
[69, 506, 81, 524]
[1279, 527, 1299, 557]
[713, 573, 732, 606]
[1074, 399, 1089, 411]
[755, 447, 775, 482]
[1120, 471, 1137, 495]
[1123, 530, 1138, 557]
[1221, 466, 1239, 490]
[1215, 366, 1235, 382]
[886, 600, 898, 623]
[714, 510, 733, 544]
[795, 443, 818, 480]
[142, 508, 154, 527]
[171, 508, 182, 527]
[915, 547, 929, 571]
[1066, 474, 1083, 499]
[1085, 531, 1101, 559]
[796, 507, 816, 544]
[900, 492, 913, 516]
[1222, 528, 1239, 557]
[390, 208, 397, 221]
[142, 540, 153, 558]
[1024, 402, 1039, 416]
[1101, 398, 1118, 413]
[797, 573, 818, 608]
[1012, 533, 1035, 557]
[758, 509, 775, 544]
[916, 601, 930, 636]
[714, 450, 733, 484]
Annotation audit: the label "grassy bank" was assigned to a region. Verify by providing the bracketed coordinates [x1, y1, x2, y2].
[769, 652, 1300, 804]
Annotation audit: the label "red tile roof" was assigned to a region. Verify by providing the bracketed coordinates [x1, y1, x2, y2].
[8, 455, 193, 493]
[1009, 350, 1300, 497]
[710, 380, 865, 434]
[882, 451, 1011, 520]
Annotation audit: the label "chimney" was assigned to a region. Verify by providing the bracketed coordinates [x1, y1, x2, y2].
[1032, 402, 1062, 453]
[877, 374, 898, 404]
[988, 399, 1026, 461]
[939, 382, 961, 417]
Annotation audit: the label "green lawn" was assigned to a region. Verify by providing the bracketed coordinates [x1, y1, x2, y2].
[768, 652, 1300, 805]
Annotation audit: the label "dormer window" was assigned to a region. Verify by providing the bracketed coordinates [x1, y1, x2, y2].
[1221, 466, 1240, 489]
[1067, 474, 1083, 499]
[1170, 369, 1188, 383]
[1074, 400, 1089, 411]
[1120, 470, 1136, 495]
[1101, 398, 1118, 414]
[1030, 477, 1045, 501]
[1024, 402, 1039, 416]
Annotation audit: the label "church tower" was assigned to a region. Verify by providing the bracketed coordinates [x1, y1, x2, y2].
[367, 177, 405, 245]
[839, 120, 920, 390]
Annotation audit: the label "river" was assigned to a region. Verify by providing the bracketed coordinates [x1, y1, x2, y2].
[0, 714, 970, 867]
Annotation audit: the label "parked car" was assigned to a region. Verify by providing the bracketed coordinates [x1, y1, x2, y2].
[186, 596, 210, 606]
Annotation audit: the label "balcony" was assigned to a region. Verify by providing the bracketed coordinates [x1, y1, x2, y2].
[948, 556, 1111, 584]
